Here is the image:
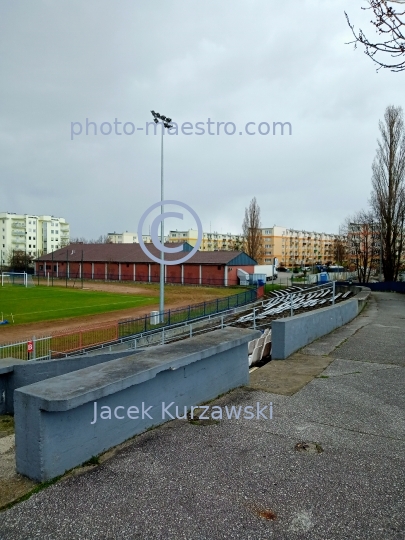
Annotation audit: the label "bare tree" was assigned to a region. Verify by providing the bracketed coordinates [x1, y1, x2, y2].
[69, 235, 112, 244]
[231, 236, 244, 251]
[242, 197, 263, 262]
[6, 249, 35, 272]
[371, 105, 405, 281]
[343, 211, 380, 282]
[345, 1, 405, 72]
[333, 235, 348, 266]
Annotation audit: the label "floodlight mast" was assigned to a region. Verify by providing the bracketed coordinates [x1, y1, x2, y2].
[150, 111, 174, 322]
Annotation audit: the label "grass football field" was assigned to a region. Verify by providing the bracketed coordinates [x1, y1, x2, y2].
[0, 285, 156, 325]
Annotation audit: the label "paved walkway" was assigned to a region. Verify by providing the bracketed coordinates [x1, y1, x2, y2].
[0, 292, 404, 539]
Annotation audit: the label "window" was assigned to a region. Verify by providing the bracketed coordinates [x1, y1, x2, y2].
[29, 236, 31, 240]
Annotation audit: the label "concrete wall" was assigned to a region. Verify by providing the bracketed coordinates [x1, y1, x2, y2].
[0, 358, 25, 415]
[0, 349, 140, 414]
[272, 298, 359, 359]
[14, 328, 259, 482]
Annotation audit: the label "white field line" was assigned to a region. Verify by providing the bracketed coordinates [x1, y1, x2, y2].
[11, 300, 154, 317]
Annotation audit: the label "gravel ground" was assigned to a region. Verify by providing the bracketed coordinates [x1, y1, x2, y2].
[0, 292, 404, 539]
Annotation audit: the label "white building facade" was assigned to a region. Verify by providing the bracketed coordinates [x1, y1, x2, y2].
[107, 232, 152, 244]
[0, 212, 70, 265]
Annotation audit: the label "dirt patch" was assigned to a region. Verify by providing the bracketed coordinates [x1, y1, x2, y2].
[0, 434, 38, 509]
[0, 416, 14, 438]
[295, 441, 324, 454]
[0, 282, 240, 343]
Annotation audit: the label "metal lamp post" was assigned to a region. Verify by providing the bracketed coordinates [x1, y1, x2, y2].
[150, 110, 174, 321]
[379, 221, 383, 282]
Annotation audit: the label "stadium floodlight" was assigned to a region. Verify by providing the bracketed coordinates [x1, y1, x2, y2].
[150, 110, 174, 322]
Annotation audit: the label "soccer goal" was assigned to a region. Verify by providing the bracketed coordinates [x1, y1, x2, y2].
[1, 272, 35, 287]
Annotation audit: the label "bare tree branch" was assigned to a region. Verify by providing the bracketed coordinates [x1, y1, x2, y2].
[345, 1, 405, 72]
[69, 235, 112, 244]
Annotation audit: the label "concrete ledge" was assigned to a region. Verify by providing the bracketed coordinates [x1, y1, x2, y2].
[15, 328, 259, 482]
[0, 358, 25, 414]
[0, 358, 26, 375]
[1, 350, 141, 415]
[356, 287, 371, 312]
[272, 299, 359, 359]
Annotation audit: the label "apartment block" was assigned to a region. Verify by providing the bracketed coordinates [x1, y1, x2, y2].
[260, 226, 340, 267]
[167, 229, 243, 251]
[0, 212, 70, 264]
[107, 232, 152, 244]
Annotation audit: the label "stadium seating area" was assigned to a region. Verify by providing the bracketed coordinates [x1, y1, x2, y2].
[243, 286, 353, 366]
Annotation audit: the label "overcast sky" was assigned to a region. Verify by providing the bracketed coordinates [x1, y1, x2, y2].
[0, 0, 403, 239]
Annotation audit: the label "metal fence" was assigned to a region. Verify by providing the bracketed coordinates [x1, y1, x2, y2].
[34, 272, 241, 287]
[118, 287, 260, 337]
[348, 281, 405, 293]
[0, 335, 51, 361]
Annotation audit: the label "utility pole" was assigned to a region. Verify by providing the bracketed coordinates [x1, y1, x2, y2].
[379, 221, 383, 282]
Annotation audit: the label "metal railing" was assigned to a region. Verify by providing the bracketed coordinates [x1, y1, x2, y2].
[50, 296, 266, 359]
[118, 288, 259, 338]
[0, 335, 51, 361]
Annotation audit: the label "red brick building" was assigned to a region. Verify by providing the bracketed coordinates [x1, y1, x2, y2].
[35, 243, 257, 287]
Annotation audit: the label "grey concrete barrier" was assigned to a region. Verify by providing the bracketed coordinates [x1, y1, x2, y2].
[0, 358, 25, 415]
[15, 327, 259, 482]
[272, 298, 359, 359]
[0, 349, 141, 415]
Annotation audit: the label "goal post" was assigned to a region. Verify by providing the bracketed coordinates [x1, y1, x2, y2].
[1, 272, 33, 287]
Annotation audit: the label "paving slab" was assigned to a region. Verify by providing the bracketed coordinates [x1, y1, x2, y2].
[249, 353, 333, 395]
